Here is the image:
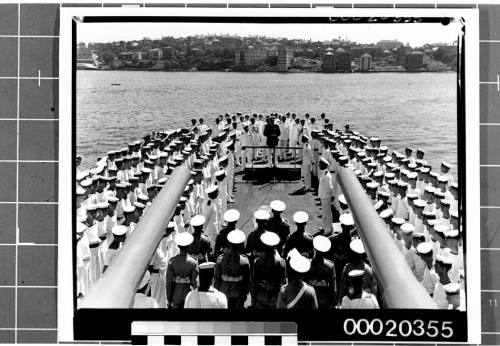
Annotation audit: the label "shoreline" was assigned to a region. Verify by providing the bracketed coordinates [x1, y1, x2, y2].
[77, 68, 456, 74]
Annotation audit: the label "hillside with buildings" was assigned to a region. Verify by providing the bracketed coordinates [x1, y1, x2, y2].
[77, 35, 457, 73]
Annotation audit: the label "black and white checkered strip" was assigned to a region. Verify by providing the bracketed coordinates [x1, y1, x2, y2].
[131, 334, 298, 345]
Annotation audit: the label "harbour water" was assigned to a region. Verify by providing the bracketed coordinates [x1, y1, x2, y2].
[77, 70, 458, 172]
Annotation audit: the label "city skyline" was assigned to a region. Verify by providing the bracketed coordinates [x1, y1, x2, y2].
[78, 22, 460, 47]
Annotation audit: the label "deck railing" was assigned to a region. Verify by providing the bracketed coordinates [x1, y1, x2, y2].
[336, 167, 438, 309]
[241, 145, 303, 169]
[80, 166, 192, 308]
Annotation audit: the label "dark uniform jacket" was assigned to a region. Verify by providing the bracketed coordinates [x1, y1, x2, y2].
[187, 233, 212, 264]
[267, 217, 291, 254]
[276, 281, 318, 309]
[213, 226, 233, 261]
[339, 261, 378, 300]
[251, 251, 286, 309]
[214, 251, 251, 299]
[245, 228, 267, 258]
[166, 253, 199, 308]
[282, 230, 314, 259]
[264, 123, 280, 147]
[305, 257, 337, 309]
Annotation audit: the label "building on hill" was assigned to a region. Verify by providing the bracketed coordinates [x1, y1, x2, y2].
[360, 53, 372, 72]
[277, 47, 293, 71]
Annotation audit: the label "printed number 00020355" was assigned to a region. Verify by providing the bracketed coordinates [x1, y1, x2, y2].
[343, 318, 454, 339]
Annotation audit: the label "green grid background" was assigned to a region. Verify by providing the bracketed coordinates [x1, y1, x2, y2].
[0, 1, 498, 345]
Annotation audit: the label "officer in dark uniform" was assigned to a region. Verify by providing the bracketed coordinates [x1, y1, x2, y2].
[166, 233, 199, 309]
[245, 209, 270, 261]
[282, 211, 314, 259]
[251, 231, 286, 309]
[213, 209, 240, 260]
[267, 200, 290, 254]
[338, 238, 378, 305]
[328, 213, 355, 292]
[214, 229, 251, 309]
[276, 249, 318, 309]
[187, 215, 212, 264]
[305, 235, 337, 309]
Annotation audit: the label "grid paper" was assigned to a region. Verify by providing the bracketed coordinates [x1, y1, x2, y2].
[0, 1, 498, 345]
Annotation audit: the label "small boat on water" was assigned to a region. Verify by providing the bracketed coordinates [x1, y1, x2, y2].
[76, 113, 463, 311]
[111, 83, 121, 86]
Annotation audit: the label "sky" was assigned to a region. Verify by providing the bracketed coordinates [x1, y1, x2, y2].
[77, 21, 461, 47]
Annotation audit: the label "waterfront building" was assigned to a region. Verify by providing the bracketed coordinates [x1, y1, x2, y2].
[360, 53, 372, 72]
[376, 39, 403, 51]
[266, 47, 278, 58]
[148, 48, 163, 60]
[277, 47, 293, 72]
[334, 47, 351, 72]
[405, 50, 425, 71]
[234, 46, 267, 66]
[162, 46, 175, 59]
[351, 46, 383, 59]
[396, 45, 411, 65]
[322, 52, 336, 72]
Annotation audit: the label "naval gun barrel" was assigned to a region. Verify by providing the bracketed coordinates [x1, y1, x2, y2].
[337, 167, 438, 309]
[80, 166, 192, 308]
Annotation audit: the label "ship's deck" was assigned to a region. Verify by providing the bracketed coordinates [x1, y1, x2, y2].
[232, 169, 324, 236]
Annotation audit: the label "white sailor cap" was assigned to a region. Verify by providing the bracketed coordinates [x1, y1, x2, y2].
[339, 213, 355, 226]
[218, 155, 228, 163]
[108, 196, 119, 203]
[442, 161, 452, 169]
[313, 235, 331, 253]
[138, 271, 151, 290]
[206, 185, 218, 194]
[134, 140, 141, 145]
[349, 239, 365, 254]
[407, 172, 418, 180]
[157, 177, 168, 184]
[319, 157, 330, 166]
[190, 214, 206, 227]
[414, 199, 427, 208]
[413, 232, 426, 240]
[338, 194, 347, 205]
[270, 200, 286, 212]
[76, 222, 86, 234]
[199, 262, 216, 270]
[141, 167, 152, 174]
[167, 221, 176, 229]
[379, 209, 393, 219]
[137, 194, 149, 202]
[76, 186, 85, 195]
[373, 171, 384, 178]
[80, 179, 92, 187]
[112, 225, 128, 236]
[434, 224, 450, 234]
[159, 152, 168, 158]
[254, 209, 270, 221]
[77, 214, 87, 223]
[214, 169, 226, 178]
[97, 202, 109, 209]
[86, 204, 98, 212]
[115, 182, 127, 189]
[401, 223, 415, 234]
[293, 211, 309, 224]
[123, 205, 136, 213]
[175, 232, 194, 247]
[90, 166, 104, 175]
[348, 269, 365, 278]
[223, 209, 240, 223]
[438, 175, 449, 183]
[441, 199, 451, 206]
[406, 193, 419, 200]
[227, 229, 246, 244]
[260, 231, 280, 247]
[427, 219, 440, 227]
[435, 253, 453, 265]
[424, 186, 436, 194]
[451, 182, 458, 189]
[289, 253, 311, 273]
[366, 182, 379, 190]
[444, 282, 460, 295]
[369, 137, 381, 142]
[445, 229, 460, 238]
[416, 242, 433, 255]
[450, 210, 459, 219]
[373, 200, 384, 211]
[390, 217, 406, 228]
[302, 134, 310, 141]
[133, 202, 146, 209]
[383, 156, 392, 162]
[149, 155, 158, 161]
[77, 170, 90, 181]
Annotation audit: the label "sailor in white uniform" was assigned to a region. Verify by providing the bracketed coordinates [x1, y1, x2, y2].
[301, 135, 313, 192]
[184, 262, 228, 309]
[133, 271, 160, 308]
[416, 242, 438, 296]
[340, 269, 379, 309]
[318, 158, 334, 234]
[202, 185, 220, 247]
[443, 282, 464, 310]
[214, 169, 228, 224]
[240, 125, 253, 167]
[400, 223, 416, 274]
[76, 222, 90, 298]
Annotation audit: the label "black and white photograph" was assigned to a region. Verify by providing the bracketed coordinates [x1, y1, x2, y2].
[71, 17, 466, 313]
